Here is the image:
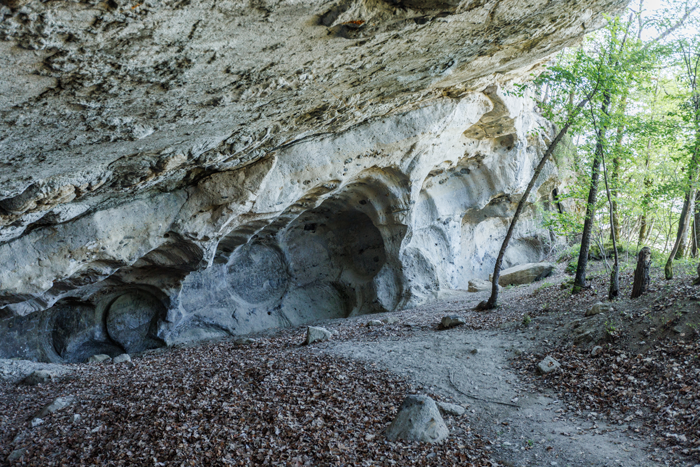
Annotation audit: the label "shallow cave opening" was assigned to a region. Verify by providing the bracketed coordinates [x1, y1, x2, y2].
[51, 302, 124, 364]
[278, 204, 388, 318]
[286, 207, 386, 282]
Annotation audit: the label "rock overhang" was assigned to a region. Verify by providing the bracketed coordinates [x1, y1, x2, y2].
[0, 0, 626, 360]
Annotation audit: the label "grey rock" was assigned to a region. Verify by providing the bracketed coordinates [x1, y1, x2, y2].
[112, 354, 131, 364]
[31, 418, 44, 427]
[36, 396, 76, 418]
[382, 316, 399, 325]
[436, 401, 466, 416]
[385, 395, 449, 443]
[491, 262, 555, 286]
[88, 354, 112, 363]
[537, 356, 561, 375]
[6, 448, 27, 463]
[441, 316, 466, 328]
[20, 370, 53, 385]
[586, 302, 613, 317]
[590, 346, 603, 357]
[305, 326, 332, 345]
[72, 414, 82, 423]
[574, 330, 597, 346]
[467, 279, 499, 292]
[234, 337, 258, 345]
[12, 432, 27, 445]
[367, 320, 384, 327]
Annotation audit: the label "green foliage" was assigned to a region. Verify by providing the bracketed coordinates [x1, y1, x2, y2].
[531, 0, 700, 278]
[522, 315, 532, 327]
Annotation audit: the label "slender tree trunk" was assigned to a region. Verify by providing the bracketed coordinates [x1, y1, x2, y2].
[677, 222, 690, 259]
[573, 92, 611, 293]
[610, 94, 626, 242]
[479, 96, 592, 310]
[693, 191, 700, 257]
[638, 79, 659, 247]
[631, 247, 651, 298]
[602, 151, 619, 299]
[638, 213, 649, 246]
[691, 219, 697, 258]
[666, 179, 699, 279]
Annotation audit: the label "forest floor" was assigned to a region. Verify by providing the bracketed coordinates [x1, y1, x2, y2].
[2, 260, 700, 466]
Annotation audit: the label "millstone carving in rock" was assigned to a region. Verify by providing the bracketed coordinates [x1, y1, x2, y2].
[105, 292, 165, 354]
[227, 243, 290, 306]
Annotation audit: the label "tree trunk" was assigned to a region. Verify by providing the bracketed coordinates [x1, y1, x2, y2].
[602, 150, 619, 299]
[573, 92, 611, 293]
[631, 247, 651, 298]
[479, 96, 592, 310]
[693, 192, 700, 257]
[691, 219, 697, 258]
[610, 95, 626, 242]
[677, 223, 689, 259]
[666, 186, 698, 279]
[638, 213, 648, 246]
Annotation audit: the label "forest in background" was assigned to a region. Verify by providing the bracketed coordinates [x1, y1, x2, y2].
[484, 0, 700, 309]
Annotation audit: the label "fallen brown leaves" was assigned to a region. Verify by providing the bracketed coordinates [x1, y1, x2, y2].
[514, 341, 700, 462]
[1, 332, 490, 466]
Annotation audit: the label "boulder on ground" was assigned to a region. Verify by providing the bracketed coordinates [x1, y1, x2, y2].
[441, 316, 466, 328]
[537, 356, 561, 374]
[490, 262, 555, 286]
[436, 401, 465, 416]
[234, 337, 258, 345]
[113, 354, 131, 364]
[35, 396, 76, 418]
[585, 302, 613, 316]
[20, 370, 53, 386]
[305, 326, 332, 345]
[385, 395, 449, 443]
[88, 354, 112, 363]
[468, 279, 500, 293]
[6, 448, 26, 463]
[367, 320, 384, 327]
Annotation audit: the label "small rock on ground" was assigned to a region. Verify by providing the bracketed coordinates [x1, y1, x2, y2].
[7, 448, 27, 462]
[367, 320, 384, 327]
[20, 370, 53, 386]
[35, 396, 76, 418]
[436, 401, 466, 416]
[234, 337, 258, 345]
[88, 354, 112, 363]
[385, 394, 449, 443]
[306, 326, 332, 345]
[383, 316, 399, 325]
[590, 346, 603, 357]
[468, 279, 500, 292]
[537, 356, 561, 374]
[441, 316, 466, 328]
[113, 354, 132, 364]
[585, 302, 613, 316]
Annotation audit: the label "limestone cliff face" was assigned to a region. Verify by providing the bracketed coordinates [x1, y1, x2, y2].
[0, 0, 624, 361]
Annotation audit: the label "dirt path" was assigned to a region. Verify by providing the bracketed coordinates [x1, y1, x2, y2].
[327, 290, 668, 467]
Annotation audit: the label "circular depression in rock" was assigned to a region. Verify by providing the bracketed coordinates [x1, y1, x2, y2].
[227, 243, 289, 305]
[51, 303, 124, 363]
[106, 291, 165, 354]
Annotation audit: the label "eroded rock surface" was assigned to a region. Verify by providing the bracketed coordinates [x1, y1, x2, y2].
[0, 0, 624, 361]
